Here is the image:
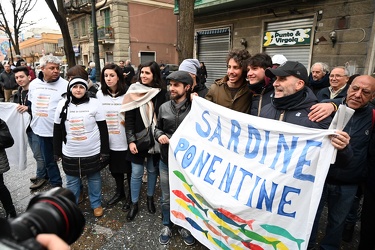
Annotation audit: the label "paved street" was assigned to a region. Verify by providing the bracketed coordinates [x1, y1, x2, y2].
[1, 147, 360, 249]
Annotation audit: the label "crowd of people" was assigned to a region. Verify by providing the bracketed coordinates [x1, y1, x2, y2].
[1, 50, 375, 249]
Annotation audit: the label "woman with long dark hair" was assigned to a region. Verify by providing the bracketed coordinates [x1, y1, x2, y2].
[120, 61, 167, 221]
[97, 63, 132, 211]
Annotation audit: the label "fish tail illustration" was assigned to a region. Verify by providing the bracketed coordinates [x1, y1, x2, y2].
[246, 219, 255, 230]
[295, 239, 304, 250]
[271, 240, 281, 250]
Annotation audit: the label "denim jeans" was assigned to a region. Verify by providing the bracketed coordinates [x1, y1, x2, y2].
[159, 160, 172, 227]
[308, 183, 357, 250]
[37, 136, 62, 186]
[130, 156, 157, 203]
[27, 130, 46, 179]
[66, 171, 102, 209]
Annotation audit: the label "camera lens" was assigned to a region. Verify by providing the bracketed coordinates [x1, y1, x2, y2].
[9, 187, 85, 244]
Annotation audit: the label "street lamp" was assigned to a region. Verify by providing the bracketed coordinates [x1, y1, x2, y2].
[91, 0, 101, 82]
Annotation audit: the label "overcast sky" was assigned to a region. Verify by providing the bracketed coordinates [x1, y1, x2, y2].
[2, 0, 59, 31]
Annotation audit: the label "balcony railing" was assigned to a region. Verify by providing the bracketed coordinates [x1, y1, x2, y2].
[64, 0, 90, 8]
[97, 26, 114, 40]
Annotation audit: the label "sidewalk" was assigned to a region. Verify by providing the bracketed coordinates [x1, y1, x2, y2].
[1, 147, 360, 249]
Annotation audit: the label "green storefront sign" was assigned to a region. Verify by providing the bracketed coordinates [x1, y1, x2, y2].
[263, 28, 311, 47]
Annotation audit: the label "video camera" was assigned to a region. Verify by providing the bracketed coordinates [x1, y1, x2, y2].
[0, 187, 85, 250]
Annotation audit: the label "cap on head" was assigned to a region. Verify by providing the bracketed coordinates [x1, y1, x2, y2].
[271, 54, 287, 65]
[68, 77, 88, 92]
[166, 71, 193, 86]
[266, 61, 308, 84]
[16, 55, 21, 58]
[178, 59, 200, 75]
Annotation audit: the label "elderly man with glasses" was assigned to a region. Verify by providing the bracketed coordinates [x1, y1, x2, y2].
[316, 66, 349, 102]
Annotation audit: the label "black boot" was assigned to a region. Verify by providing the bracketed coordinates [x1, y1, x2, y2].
[122, 193, 131, 212]
[6, 209, 16, 218]
[107, 192, 125, 206]
[147, 196, 156, 214]
[126, 202, 138, 221]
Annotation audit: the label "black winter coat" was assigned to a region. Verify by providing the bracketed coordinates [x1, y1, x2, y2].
[0, 119, 14, 174]
[125, 88, 167, 164]
[154, 99, 191, 164]
[260, 87, 332, 129]
[316, 84, 349, 102]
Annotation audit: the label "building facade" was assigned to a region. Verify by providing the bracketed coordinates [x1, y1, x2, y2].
[182, 0, 375, 86]
[65, 0, 178, 68]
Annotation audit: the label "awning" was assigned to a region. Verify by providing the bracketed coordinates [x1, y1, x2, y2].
[197, 28, 229, 36]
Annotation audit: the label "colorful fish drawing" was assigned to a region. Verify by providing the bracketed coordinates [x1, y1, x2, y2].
[218, 226, 247, 242]
[173, 170, 193, 189]
[242, 241, 264, 250]
[260, 224, 304, 250]
[176, 198, 190, 212]
[230, 243, 244, 250]
[194, 193, 214, 209]
[239, 228, 280, 250]
[187, 194, 208, 216]
[218, 208, 255, 230]
[185, 217, 208, 238]
[209, 211, 238, 235]
[209, 234, 231, 250]
[171, 210, 186, 220]
[203, 221, 230, 243]
[264, 236, 288, 250]
[172, 190, 195, 207]
[187, 204, 207, 221]
[213, 210, 247, 230]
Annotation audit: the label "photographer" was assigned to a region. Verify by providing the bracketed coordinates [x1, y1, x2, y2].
[0, 118, 17, 218]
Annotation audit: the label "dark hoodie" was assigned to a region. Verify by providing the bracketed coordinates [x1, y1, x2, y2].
[308, 73, 330, 95]
[260, 87, 332, 129]
[248, 78, 274, 116]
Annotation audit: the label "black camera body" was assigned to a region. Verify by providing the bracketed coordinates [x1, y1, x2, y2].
[0, 187, 85, 250]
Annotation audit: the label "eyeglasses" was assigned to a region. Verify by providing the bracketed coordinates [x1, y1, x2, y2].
[329, 74, 346, 78]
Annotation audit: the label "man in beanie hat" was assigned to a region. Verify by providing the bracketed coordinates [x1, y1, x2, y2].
[179, 58, 208, 97]
[259, 61, 332, 128]
[154, 70, 196, 246]
[206, 49, 251, 113]
[53, 77, 109, 217]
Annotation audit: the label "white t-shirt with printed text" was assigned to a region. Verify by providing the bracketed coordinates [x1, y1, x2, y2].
[54, 98, 106, 157]
[96, 91, 128, 151]
[28, 77, 68, 137]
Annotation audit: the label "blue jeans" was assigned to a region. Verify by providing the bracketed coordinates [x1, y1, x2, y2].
[66, 171, 102, 209]
[27, 130, 46, 179]
[37, 136, 62, 186]
[159, 160, 172, 227]
[308, 183, 357, 250]
[130, 156, 157, 203]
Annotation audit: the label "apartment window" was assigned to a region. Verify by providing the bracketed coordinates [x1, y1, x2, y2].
[73, 21, 79, 38]
[103, 8, 110, 27]
[81, 17, 86, 36]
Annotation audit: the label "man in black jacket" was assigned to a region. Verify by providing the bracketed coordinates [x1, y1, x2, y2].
[154, 71, 196, 246]
[0, 63, 17, 102]
[308, 75, 375, 250]
[260, 61, 332, 129]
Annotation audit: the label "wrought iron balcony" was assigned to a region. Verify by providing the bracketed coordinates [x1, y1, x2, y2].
[97, 26, 114, 40]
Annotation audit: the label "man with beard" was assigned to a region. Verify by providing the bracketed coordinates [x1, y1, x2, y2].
[205, 49, 251, 113]
[154, 70, 195, 246]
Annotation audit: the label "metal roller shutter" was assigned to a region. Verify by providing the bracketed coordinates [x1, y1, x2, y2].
[264, 17, 314, 69]
[197, 28, 230, 88]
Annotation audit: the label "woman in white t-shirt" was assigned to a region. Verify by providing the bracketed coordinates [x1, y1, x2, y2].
[53, 77, 109, 217]
[96, 64, 132, 211]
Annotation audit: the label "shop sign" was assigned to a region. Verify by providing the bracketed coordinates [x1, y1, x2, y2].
[263, 28, 311, 47]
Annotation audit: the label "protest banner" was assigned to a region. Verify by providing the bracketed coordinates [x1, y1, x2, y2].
[0, 102, 30, 170]
[169, 97, 335, 250]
